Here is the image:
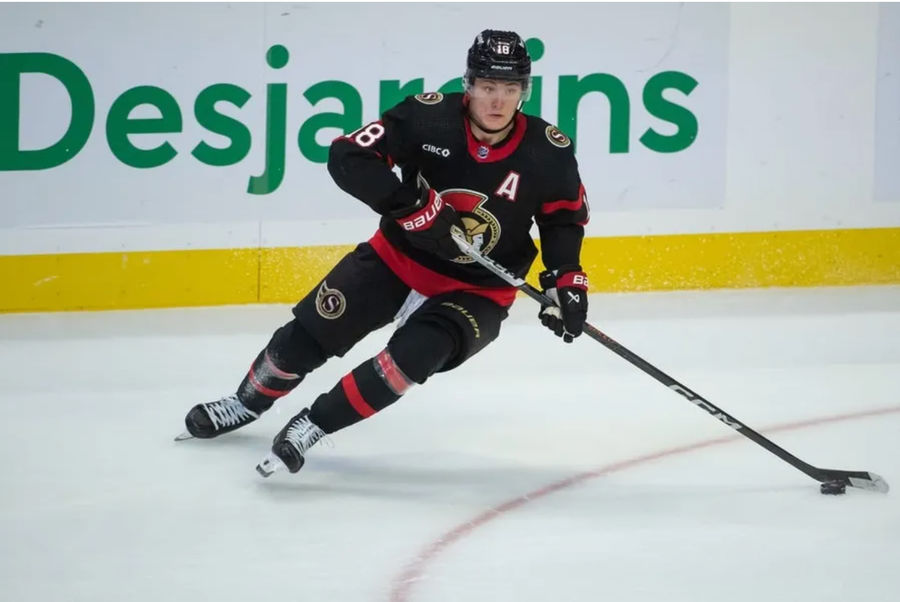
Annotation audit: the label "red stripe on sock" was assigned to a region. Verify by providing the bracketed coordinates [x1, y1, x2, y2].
[249, 366, 291, 398]
[341, 373, 376, 418]
[263, 352, 299, 380]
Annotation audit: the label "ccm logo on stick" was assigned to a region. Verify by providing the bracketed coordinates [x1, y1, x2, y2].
[669, 384, 743, 430]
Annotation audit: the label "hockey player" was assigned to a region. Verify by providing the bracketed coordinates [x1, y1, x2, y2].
[179, 29, 591, 477]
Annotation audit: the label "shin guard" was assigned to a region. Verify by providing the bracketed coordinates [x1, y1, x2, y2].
[309, 348, 416, 433]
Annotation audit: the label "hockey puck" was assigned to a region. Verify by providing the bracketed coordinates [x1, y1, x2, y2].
[820, 480, 847, 495]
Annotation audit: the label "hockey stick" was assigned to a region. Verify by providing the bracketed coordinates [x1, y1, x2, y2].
[450, 230, 889, 494]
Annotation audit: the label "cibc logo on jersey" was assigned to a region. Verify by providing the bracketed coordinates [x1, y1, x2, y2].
[422, 143, 451, 158]
[440, 189, 501, 264]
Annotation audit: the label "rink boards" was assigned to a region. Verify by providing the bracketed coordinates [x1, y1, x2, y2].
[2, 227, 899, 312]
[3, 4, 900, 312]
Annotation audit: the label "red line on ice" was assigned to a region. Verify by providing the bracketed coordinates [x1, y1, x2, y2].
[389, 404, 900, 602]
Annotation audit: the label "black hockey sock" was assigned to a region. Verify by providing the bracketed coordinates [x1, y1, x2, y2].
[236, 320, 329, 413]
[309, 349, 415, 434]
[236, 349, 303, 413]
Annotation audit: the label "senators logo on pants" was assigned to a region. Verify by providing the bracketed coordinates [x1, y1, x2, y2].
[439, 189, 501, 264]
[316, 281, 346, 320]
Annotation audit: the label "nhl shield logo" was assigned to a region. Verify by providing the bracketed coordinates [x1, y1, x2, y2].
[477, 145, 490, 159]
[316, 280, 346, 320]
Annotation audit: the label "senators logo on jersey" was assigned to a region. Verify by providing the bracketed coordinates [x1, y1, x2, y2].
[315, 281, 347, 320]
[545, 125, 571, 148]
[414, 92, 444, 105]
[440, 189, 501, 264]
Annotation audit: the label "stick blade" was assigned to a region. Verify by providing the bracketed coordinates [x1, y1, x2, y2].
[847, 472, 889, 493]
[820, 470, 890, 493]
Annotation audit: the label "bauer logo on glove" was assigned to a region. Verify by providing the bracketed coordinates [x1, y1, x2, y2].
[397, 191, 445, 231]
[391, 184, 466, 261]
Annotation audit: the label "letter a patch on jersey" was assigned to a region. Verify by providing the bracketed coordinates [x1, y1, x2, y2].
[495, 171, 521, 202]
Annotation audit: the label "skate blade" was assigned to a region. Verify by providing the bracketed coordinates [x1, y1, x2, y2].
[256, 453, 286, 478]
[173, 431, 194, 442]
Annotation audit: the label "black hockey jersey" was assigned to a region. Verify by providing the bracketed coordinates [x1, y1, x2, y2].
[327, 92, 589, 303]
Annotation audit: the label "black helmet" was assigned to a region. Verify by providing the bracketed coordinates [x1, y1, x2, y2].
[465, 29, 531, 89]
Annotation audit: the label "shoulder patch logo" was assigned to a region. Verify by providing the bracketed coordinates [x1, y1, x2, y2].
[414, 92, 444, 105]
[545, 125, 571, 148]
[316, 280, 346, 320]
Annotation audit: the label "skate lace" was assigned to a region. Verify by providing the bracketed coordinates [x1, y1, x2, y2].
[207, 395, 259, 429]
[284, 415, 329, 455]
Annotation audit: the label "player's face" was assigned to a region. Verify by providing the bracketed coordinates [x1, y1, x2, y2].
[467, 78, 523, 130]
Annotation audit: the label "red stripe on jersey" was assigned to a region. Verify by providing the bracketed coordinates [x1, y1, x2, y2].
[341, 373, 376, 418]
[540, 184, 586, 215]
[541, 198, 582, 213]
[464, 112, 528, 163]
[369, 230, 517, 307]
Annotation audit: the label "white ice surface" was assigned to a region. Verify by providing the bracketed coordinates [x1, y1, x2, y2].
[1, 286, 898, 602]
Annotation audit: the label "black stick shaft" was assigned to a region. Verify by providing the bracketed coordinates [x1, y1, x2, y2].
[516, 279, 824, 476]
[450, 231, 887, 492]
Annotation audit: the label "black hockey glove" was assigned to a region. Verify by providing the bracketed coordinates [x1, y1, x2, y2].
[392, 187, 465, 261]
[538, 266, 589, 343]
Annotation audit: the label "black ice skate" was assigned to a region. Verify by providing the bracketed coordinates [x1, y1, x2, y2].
[175, 394, 260, 441]
[256, 408, 326, 477]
